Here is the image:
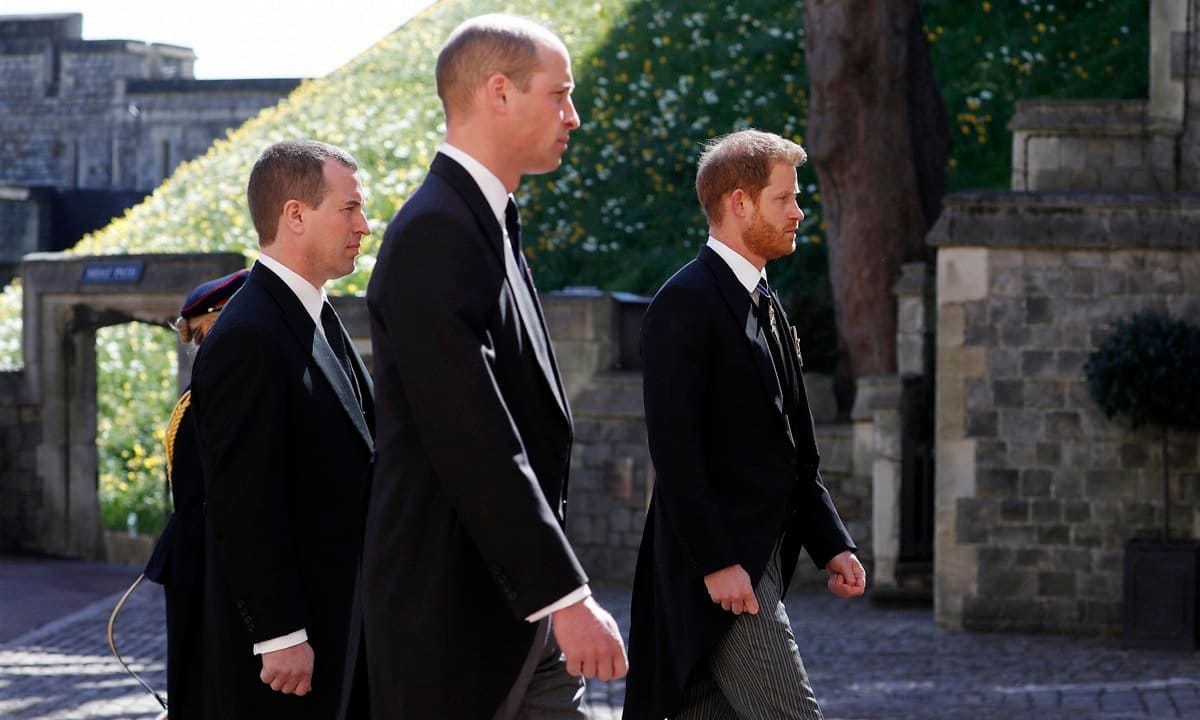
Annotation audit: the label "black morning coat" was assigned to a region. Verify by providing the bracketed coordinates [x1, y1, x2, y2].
[623, 246, 856, 719]
[143, 396, 204, 719]
[190, 262, 375, 720]
[346, 152, 588, 718]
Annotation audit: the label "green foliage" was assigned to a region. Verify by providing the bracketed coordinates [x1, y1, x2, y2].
[925, 0, 1149, 191]
[0, 281, 20, 371]
[1085, 313, 1200, 431]
[96, 323, 179, 534]
[0, 0, 1151, 529]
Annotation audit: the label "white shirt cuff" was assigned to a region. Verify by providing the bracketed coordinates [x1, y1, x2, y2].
[252, 628, 308, 655]
[525, 585, 591, 623]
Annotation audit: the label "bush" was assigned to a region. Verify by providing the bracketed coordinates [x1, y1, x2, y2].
[1086, 312, 1200, 541]
[1085, 312, 1200, 431]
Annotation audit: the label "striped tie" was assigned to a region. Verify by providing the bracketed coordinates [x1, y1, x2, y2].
[755, 278, 789, 393]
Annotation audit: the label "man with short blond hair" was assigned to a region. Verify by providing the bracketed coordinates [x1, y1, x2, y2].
[345, 14, 626, 720]
[624, 129, 866, 719]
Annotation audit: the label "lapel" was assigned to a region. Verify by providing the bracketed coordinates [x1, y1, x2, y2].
[429, 154, 571, 425]
[249, 263, 374, 452]
[697, 247, 794, 447]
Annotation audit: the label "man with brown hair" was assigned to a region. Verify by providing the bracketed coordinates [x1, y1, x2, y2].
[347, 12, 626, 720]
[623, 129, 866, 719]
[191, 138, 375, 719]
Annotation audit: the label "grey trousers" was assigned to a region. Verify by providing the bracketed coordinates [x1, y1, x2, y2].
[674, 545, 823, 720]
[493, 617, 586, 720]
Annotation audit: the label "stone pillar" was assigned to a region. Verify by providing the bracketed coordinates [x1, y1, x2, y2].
[856, 375, 903, 588]
[932, 245, 989, 629]
[894, 263, 933, 377]
[1179, 0, 1200, 188]
[863, 262, 936, 596]
[1148, 0, 1187, 128]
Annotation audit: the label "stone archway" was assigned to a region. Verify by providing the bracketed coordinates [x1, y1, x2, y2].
[15, 252, 244, 559]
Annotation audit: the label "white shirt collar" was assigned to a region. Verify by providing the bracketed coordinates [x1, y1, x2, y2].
[706, 236, 766, 297]
[438, 143, 510, 232]
[256, 252, 327, 333]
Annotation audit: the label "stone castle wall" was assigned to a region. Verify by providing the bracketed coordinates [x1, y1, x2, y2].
[0, 371, 42, 552]
[0, 13, 297, 283]
[930, 192, 1200, 634]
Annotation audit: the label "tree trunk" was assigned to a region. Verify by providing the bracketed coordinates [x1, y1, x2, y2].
[804, 0, 949, 385]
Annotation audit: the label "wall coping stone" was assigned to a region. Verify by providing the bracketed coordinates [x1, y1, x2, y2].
[892, 262, 929, 296]
[928, 191, 1200, 250]
[850, 374, 903, 421]
[1009, 99, 1157, 135]
[0, 14, 82, 40]
[127, 78, 303, 94]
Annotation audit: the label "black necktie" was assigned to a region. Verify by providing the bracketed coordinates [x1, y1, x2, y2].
[504, 198, 524, 270]
[321, 301, 362, 408]
[755, 278, 791, 395]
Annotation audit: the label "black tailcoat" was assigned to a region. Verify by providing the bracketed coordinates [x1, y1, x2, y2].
[350, 153, 588, 718]
[190, 262, 375, 720]
[623, 247, 855, 719]
[143, 397, 204, 719]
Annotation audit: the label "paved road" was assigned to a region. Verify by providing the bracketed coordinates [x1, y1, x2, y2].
[1, 557, 1198, 719]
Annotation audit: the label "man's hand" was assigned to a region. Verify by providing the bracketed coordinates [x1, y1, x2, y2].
[703, 564, 760, 615]
[551, 596, 628, 681]
[825, 551, 867, 598]
[259, 642, 314, 695]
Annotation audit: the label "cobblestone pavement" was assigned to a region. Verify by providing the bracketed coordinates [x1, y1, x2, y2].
[2, 581, 1198, 719]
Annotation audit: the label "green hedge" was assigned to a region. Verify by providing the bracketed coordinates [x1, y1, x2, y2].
[0, 0, 1148, 530]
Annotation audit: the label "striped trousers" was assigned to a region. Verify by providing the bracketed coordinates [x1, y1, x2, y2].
[674, 543, 823, 720]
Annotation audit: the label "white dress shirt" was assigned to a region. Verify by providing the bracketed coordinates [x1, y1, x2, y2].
[706, 235, 767, 299]
[437, 144, 592, 622]
[257, 253, 328, 335]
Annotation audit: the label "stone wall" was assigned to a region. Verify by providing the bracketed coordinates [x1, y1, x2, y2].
[539, 290, 873, 585]
[1010, 100, 1179, 192]
[0, 14, 297, 192]
[0, 190, 50, 275]
[0, 371, 42, 552]
[930, 191, 1200, 634]
[0, 13, 298, 283]
[809, 423, 872, 585]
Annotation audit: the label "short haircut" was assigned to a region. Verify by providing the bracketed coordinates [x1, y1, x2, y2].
[695, 129, 807, 225]
[246, 139, 358, 245]
[436, 14, 560, 120]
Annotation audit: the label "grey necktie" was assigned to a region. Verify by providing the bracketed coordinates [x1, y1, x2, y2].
[321, 301, 362, 409]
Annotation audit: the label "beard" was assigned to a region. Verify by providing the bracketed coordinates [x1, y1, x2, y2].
[743, 209, 796, 263]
